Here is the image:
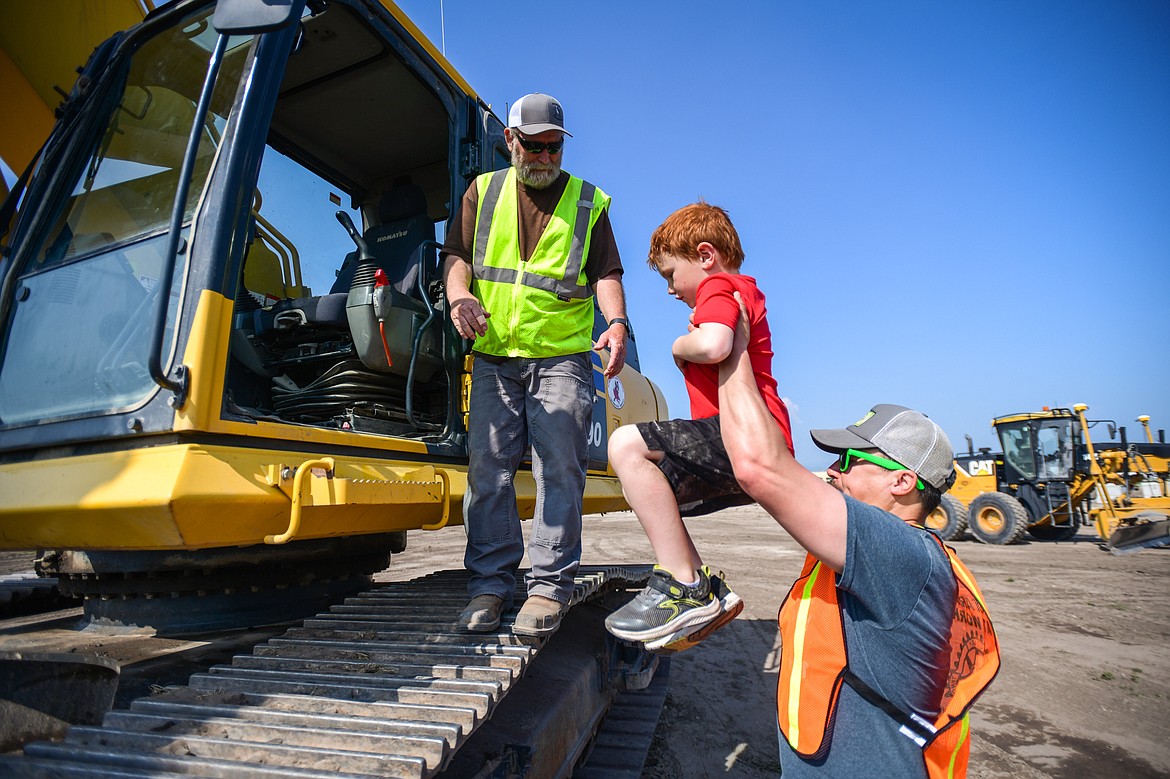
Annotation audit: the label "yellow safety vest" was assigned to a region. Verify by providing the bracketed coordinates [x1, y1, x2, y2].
[777, 533, 999, 778]
[470, 167, 609, 357]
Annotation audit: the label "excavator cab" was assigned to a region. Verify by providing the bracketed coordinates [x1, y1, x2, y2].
[0, 0, 666, 632]
[0, 3, 672, 773]
[947, 410, 1085, 545]
[985, 413, 1082, 542]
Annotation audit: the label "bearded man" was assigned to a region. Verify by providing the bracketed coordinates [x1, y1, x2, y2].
[441, 93, 629, 636]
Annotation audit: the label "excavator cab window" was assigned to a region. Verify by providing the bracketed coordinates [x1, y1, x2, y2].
[0, 10, 254, 425]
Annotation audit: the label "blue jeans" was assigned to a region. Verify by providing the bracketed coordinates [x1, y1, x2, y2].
[463, 352, 593, 605]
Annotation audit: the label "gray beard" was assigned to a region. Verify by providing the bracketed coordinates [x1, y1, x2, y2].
[511, 143, 561, 189]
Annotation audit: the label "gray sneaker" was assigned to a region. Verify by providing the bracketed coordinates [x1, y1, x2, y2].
[458, 594, 505, 632]
[645, 572, 742, 653]
[604, 566, 721, 643]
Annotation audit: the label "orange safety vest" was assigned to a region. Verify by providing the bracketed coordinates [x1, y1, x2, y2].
[777, 533, 999, 778]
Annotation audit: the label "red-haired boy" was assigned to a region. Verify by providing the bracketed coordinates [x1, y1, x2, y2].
[605, 202, 793, 650]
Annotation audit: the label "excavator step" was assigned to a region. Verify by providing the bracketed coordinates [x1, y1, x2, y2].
[0, 565, 652, 779]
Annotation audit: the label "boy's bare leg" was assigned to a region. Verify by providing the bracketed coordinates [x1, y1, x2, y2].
[605, 427, 725, 645]
[609, 425, 702, 579]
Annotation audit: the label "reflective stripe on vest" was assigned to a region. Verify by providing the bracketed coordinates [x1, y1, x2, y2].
[777, 556, 848, 758]
[777, 534, 999, 777]
[470, 168, 607, 356]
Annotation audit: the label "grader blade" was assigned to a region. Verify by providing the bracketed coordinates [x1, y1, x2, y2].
[1107, 515, 1170, 554]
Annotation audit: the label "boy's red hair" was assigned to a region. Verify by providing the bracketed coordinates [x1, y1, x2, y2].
[648, 201, 745, 270]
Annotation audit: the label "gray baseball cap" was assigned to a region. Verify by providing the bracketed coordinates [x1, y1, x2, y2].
[810, 404, 957, 491]
[508, 93, 572, 136]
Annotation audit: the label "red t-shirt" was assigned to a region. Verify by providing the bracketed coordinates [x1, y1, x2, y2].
[683, 273, 793, 453]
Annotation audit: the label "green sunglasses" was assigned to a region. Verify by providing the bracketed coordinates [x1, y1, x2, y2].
[837, 448, 925, 490]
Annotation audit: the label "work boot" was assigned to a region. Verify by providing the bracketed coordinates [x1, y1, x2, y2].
[513, 594, 566, 637]
[645, 572, 743, 653]
[604, 565, 721, 643]
[457, 594, 505, 632]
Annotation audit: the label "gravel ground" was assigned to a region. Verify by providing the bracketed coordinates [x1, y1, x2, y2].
[388, 505, 1170, 778]
[3, 504, 1166, 778]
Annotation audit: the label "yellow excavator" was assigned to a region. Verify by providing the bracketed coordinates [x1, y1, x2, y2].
[1, 0, 669, 623]
[927, 405, 1170, 551]
[0, 1, 670, 774]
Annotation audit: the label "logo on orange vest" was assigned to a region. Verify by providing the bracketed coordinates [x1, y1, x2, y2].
[943, 631, 983, 708]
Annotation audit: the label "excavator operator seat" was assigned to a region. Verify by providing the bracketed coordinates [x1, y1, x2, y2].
[342, 181, 444, 381]
[332, 182, 435, 298]
[250, 181, 435, 333]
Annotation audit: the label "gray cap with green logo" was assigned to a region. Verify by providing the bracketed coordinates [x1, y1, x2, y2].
[810, 404, 956, 491]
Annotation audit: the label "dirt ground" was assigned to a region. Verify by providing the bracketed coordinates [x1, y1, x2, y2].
[390, 506, 1170, 778]
[3, 505, 1167, 778]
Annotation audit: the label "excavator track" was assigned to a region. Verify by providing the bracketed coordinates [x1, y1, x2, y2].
[0, 564, 653, 779]
[0, 574, 64, 617]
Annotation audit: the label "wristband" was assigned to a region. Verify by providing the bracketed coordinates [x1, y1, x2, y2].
[608, 317, 629, 329]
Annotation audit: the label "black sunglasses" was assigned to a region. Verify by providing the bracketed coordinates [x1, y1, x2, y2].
[515, 133, 564, 155]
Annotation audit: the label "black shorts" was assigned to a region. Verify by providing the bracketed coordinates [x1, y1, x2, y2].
[635, 416, 755, 517]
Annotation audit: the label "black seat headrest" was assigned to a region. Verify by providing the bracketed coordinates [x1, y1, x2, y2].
[378, 181, 428, 224]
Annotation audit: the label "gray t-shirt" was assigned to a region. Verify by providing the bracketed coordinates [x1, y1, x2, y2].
[779, 495, 956, 777]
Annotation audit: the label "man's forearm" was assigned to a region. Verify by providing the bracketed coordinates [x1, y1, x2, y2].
[718, 308, 848, 569]
[593, 273, 629, 378]
[718, 349, 785, 469]
[594, 274, 626, 322]
[443, 255, 473, 297]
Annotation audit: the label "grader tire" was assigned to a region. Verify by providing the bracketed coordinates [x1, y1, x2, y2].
[926, 493, 968, 541]
[968, 492, 1030, 545]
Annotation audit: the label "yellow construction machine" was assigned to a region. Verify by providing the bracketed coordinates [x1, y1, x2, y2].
[1, 0, 669, 624]
[0, 2, 671, 774]
[926, 405, 1170, 551]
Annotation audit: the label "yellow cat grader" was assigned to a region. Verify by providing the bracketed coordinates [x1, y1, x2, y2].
[926, 405, 1170, 551]
[0, 1, 670, 775]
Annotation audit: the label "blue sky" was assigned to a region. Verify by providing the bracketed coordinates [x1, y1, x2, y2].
[395, 0, 1170, 465]
[3, 1, 1166, 466]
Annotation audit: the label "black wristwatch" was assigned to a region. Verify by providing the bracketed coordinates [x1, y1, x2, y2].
[608, 317, 629, 329]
